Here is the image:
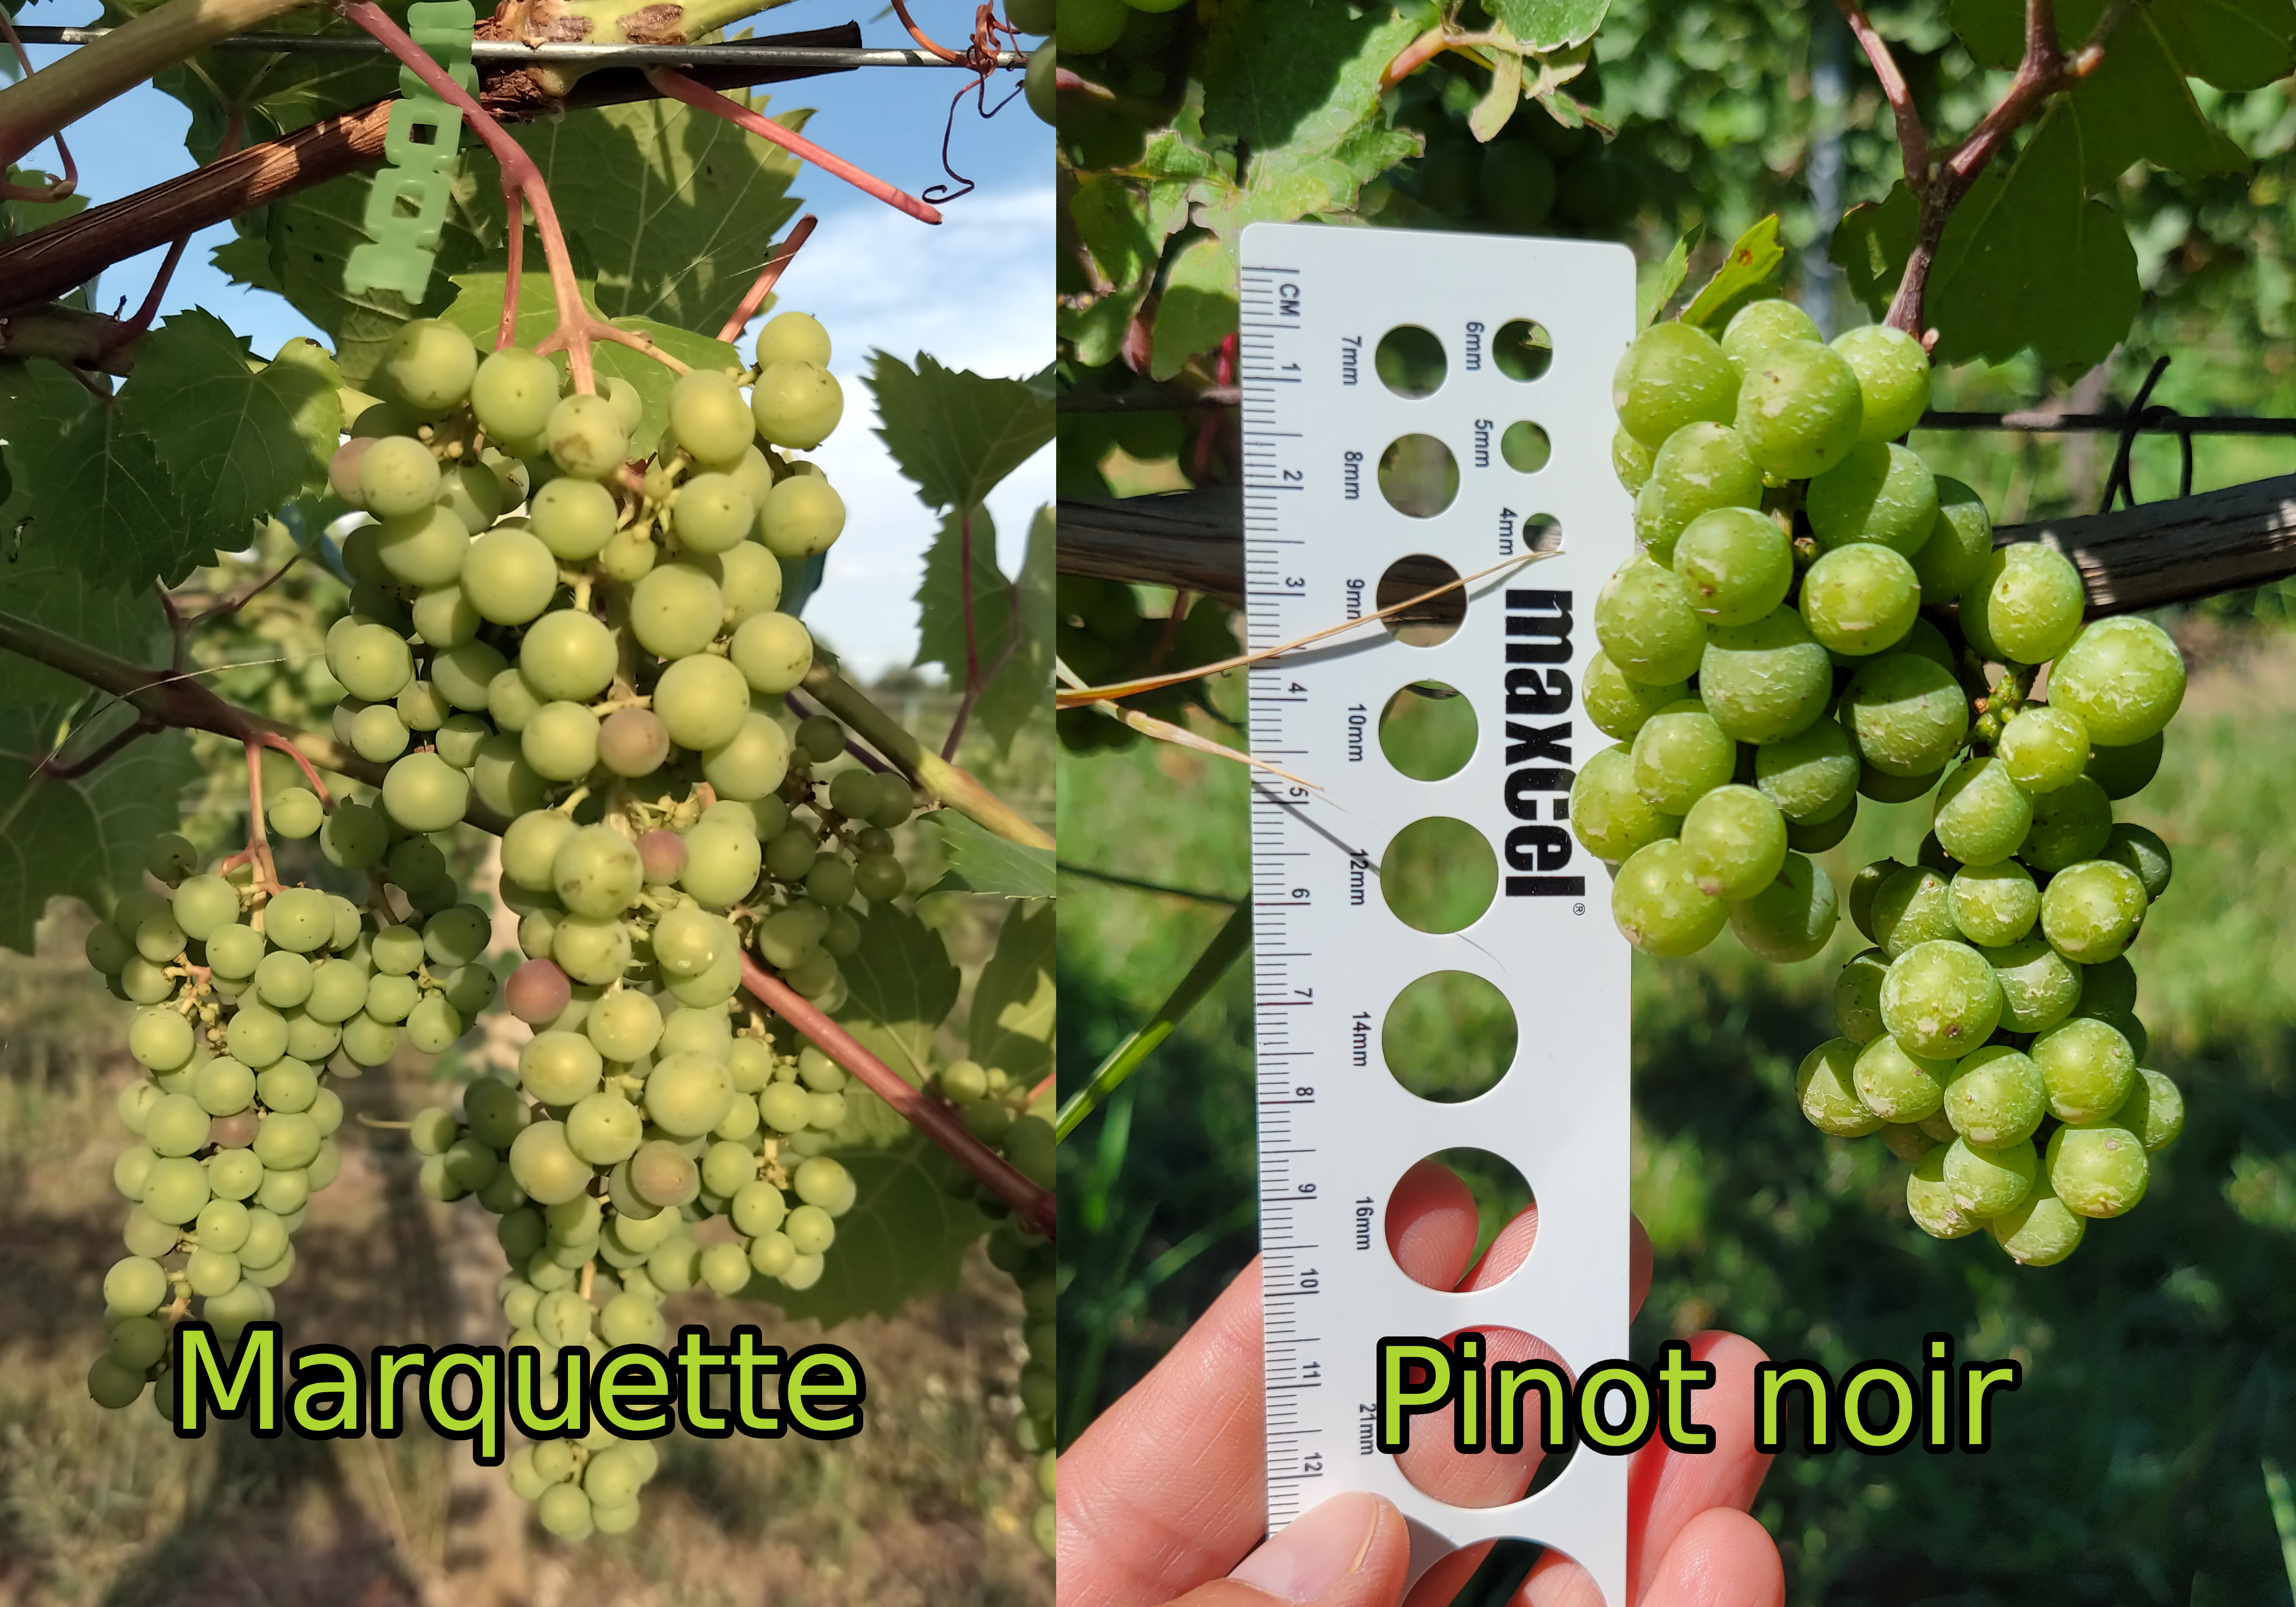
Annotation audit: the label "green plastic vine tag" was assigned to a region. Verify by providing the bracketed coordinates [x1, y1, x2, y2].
[343, 1, 478, 300]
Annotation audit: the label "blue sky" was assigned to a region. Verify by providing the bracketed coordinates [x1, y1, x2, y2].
[19, 1, 1052, 678]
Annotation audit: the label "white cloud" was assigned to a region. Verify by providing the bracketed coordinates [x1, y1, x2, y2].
[749, 187, 1055, 680]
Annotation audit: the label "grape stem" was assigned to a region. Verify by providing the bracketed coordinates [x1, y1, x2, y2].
[333, 0, 683, 394]
[642, 68, 945, 226]
[738, 954, 1056, 1237]
[798, 662, 1052, 851]
[1838, 0, 2134, 336]
[715, 214, 818, 345]
[0, 4, 77, 204]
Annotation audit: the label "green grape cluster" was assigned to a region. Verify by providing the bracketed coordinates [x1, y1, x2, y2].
[81, 820, 499, 1412]
[923, 1058, 1056, 1553]
[406, 1011, 857, 1536]
[1581, 299, 2192, 1265]
[323, 309, 847, 850]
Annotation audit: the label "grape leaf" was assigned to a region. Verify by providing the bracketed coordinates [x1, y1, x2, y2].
[2155, 0, 2296, 90]
[0, 718, 203, 952]
[1469, 44, 1524, 143]
[738, 1137, 988, 1328]
[1679, 214, 1786, 333]
[929, 811, 1055, 899]
[868, 353, 1055, 513]
[1069, 173, 1164, 292]
[968, 900, 1053, 1087]
[1488, 0, 1613, 51]
[116, 309, 341, 557]
[0, 362, 200, 591]
[1829, 184, 1919, 321]
[468, 92, 810, 335]
[834, 902, 959, 1083]
[968, 502, 1055, 755]
[1954, 0, 2295, 88]
[1637, 225, 1700, 327]
[0, 549, 169, 712]
[1925, 111, 2141, 371]
[1149, 234, 1238, 382]
[154, 5, 403, 164]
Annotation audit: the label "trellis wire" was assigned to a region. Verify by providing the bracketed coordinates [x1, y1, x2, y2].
[10, 25, 1022, 67]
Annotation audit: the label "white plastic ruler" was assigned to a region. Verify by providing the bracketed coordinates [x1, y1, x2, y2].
[1239, 221, 1636, 1601]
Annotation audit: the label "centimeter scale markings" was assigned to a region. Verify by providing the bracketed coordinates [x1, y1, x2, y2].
[1239, 222, 1638, 1600]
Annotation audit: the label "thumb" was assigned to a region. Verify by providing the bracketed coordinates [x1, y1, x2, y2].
[1162, 1492, 1413, 1607]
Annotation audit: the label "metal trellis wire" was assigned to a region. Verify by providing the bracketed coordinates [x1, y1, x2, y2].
[8, 26, 1023, 68]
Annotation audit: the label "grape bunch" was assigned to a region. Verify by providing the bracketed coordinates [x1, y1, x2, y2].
[1580, 298, 2190, 1265]
[406, 1007, 861, 1540]
[83, 817, 499, 1413]
[1392, 70, 1644, 239]
[923, 1058, 1057, 1552]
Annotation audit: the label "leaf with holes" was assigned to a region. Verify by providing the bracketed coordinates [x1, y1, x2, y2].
[118, 309, 341, 557]
[0, 719, 204, 952]
[870, 353, 1055, 513]
[738, 1137, 988, 1327]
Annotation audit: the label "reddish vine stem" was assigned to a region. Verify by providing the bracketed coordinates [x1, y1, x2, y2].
[35, 712, 160, 779]
[255, 732, 335, 806]
[645, 67, 944, 225]
[740, 954, 1056, 1237]
[118, 109, 244, 345]
[1860, 0, 2129, 336]
[887, 0, 967, 64]
[1833, 2, 1928, 195]
[0, 2, 76, 204]
[716, 213, 817, 345]
[335, 0, 606, 391]
[239, 737, 281, 893]
[188, 547, 300, 627]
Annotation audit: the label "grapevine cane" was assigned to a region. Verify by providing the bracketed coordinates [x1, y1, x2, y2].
[740, 955, 1056, 1238]
[643, 67, 944, 225]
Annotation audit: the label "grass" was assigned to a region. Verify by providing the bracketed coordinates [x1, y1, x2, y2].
[1056, 624, 2296, 1607]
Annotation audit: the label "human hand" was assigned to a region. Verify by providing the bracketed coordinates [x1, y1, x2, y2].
[1056, 1157, 1784, 1607]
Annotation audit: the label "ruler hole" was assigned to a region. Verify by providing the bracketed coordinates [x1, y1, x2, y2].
[1387, 1149, 1536, 1293]
[1402, 1535, 1603, 1603]
[1492, 319, 1555, 383]
[1375, 325, 1448, 398]
[1379, 681, 1477, 781]
[1381, 817, 1496, 932]
[1384, 971, 1514, 1102]
[1376, 555, 1466, 647]
[1500, 422, 1552, 474]
[1378, 435, 1461, 519]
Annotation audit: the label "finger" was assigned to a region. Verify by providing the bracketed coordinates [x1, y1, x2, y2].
[1633, 1508, 1784, 1607]
[1625, 1333, 1774, 1604]
[1390, 1208, 1660, 1510]
[1058, 1257, 1270, 1607]
[1385, 1158, 1481, 1290]
[1461, 1207, 1654, 1318]
[1164, 1491, 1414, 1607]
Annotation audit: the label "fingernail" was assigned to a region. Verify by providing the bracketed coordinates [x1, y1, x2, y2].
[1229, 1491, 1383, 1603]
